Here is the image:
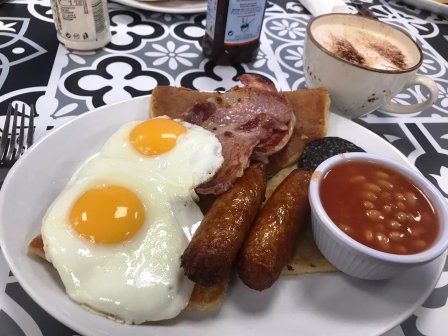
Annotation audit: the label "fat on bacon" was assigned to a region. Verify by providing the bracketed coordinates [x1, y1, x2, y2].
[182, 74, 294, 195]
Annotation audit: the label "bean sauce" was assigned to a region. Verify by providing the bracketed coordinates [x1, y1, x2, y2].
[320, 160, 439, 255]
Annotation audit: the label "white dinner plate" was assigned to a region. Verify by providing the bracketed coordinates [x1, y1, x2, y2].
[0, 95, 445, 336]
[401, 0, 448, 16]
[112, 0, 207, 14]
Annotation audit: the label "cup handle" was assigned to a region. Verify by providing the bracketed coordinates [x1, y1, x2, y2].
[379, 75, 439, 114]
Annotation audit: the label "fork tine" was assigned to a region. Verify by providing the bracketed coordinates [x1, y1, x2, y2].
[13, 104, 26, 162]
[26, 104, 35, 149]
[5, 103, 19, 162]
[0, 103, 13, 161]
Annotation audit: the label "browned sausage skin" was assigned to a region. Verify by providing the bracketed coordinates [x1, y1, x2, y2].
[181, 163, 267, 287]
[238, 169, 312, 291]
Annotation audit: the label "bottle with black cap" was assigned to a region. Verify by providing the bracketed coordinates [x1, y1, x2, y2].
[202, 0, 268, 65]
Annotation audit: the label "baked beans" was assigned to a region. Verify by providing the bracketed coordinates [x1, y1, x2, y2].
[320, 160, 439, 254]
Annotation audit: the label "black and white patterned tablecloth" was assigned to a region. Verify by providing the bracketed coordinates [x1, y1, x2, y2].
[1, 0, 447, 335]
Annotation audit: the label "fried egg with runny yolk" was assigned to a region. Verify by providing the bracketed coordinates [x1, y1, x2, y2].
[101, 117, 223, 189]
[40, 117, 222, 324]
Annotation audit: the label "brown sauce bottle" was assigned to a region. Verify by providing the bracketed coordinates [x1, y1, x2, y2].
[202, 0, 268, 65]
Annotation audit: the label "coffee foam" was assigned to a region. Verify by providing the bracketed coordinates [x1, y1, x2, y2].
[313, 23, 415, 71]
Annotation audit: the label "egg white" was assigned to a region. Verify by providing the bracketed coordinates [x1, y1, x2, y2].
[100, 118, 223, 190]
[41, 157, 203, 324]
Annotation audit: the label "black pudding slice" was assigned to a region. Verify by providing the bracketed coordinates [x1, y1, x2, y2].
[298, 137, 365, 171]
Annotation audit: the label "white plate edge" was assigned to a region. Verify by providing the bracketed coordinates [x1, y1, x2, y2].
[0, 95, 445, 336]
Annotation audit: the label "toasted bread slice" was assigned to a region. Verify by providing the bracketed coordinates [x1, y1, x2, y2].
[187, 279, 228, 311]
[149, 86, 330, 176]
[267, 89, 330, 176]
[28, 234, 46, 260]
[150, 86, 216, 119]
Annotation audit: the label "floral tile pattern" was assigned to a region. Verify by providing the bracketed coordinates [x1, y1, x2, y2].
[0, 0, 448, 335]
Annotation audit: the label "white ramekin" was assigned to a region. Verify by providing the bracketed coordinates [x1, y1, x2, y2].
[309, 152, 448, 280]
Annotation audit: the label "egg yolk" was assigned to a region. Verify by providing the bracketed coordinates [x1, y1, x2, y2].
[69, 185, 145, 244]
[129, 119, 187, 156]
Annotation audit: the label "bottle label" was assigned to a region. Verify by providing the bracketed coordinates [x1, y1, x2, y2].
[204, 0, 218, 40]
[49, 0, 110, 49]
[224, 0, 266, 45]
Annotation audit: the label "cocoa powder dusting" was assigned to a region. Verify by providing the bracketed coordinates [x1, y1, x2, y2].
[332, 37, 365, 66]
[369, 41, 407, 70]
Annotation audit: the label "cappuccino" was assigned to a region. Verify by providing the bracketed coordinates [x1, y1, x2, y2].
[304, 14, 438, 118]
[312, 23, 418, 71]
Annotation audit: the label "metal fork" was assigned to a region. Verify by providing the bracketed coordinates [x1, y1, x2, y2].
[0, 103, 35, 167]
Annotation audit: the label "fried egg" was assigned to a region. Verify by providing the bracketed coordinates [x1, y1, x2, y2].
[101, 117, 223, 189]
[41, 117, 223, 324]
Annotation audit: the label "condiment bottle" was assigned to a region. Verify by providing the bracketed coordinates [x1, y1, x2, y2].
[49, 0, 111, 51]
[202, 0, 268, 65]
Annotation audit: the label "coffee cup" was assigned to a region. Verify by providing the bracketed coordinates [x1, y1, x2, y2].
[303, 13, 439, 119]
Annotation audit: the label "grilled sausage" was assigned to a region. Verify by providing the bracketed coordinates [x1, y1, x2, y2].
[181, 163, 267, 287]
[238, 169, 312, 291]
